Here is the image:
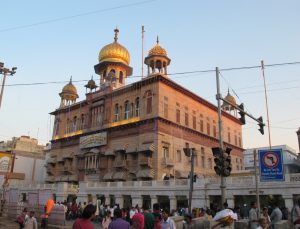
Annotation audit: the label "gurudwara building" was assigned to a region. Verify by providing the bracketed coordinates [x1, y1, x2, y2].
[46, 29, 244, 185]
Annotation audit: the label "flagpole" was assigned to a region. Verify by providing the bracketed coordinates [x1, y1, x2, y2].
[142, 25, 145, 78]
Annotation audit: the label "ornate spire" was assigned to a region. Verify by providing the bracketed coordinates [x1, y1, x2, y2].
[156, 36, 159, 44]
[114, 27, 119, 42]
[69, 76, 72, 83]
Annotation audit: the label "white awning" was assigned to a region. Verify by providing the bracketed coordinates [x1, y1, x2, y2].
[175, 170, 189, 179]
[136, 169, 154, 178]
[63, 152, 74, 159]
[113, 171, 127, 180]
[103, 171, 114, 180]
[138, 143, 155, 152]
[105, 150, 115, 156]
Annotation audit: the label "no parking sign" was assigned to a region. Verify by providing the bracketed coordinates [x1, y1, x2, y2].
[259, 148, 284, 182]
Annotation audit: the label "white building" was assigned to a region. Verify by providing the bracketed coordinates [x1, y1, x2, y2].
[244, 145, 300, 174]
[0, 136, 46, 183]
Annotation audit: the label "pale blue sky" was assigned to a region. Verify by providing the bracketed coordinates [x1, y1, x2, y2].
[0, 0, 300, 151]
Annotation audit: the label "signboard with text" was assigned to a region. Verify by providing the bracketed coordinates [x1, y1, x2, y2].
[80, 132, 107, 149]
[259, 148, 284, 182]
[0, 152, 11, 172]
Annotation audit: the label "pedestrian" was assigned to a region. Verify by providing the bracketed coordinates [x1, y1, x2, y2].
[249, 202, 259, 229]
[182, 213, 195, 229]
[102, 210, 112, 229]
[72, 204, 96, 229]
[108, 208, 130, 229]
[16, 208, 28, 229]
[24, 211, 38, 229]
[260, 207, 270, 225]
[256, 218, 268, 229]
[153, 213, 162, 229]
[270, 202, 282, 228]
[132, 212, 144, 229]
[292, 199, 300, 227]
[161, 209, 176, 229]
[144, 204, 155, 229]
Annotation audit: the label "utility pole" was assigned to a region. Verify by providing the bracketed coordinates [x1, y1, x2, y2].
[253, 149, 260, 214]
[183, 147, 196, 213]
[0, 62, 17, 109]
[215, 67, 226, 207]
[261, 60, 272, 149]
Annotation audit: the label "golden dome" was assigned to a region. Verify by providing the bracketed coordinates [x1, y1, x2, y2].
[222, 90, 236, 111]
[224, 93, 236, 106]
[62, 82, 77, 95]
[98, 28, 130, 65]
[148, 36, 167, 56]
[60, 77, 78, 99]
[85, 76, 97, 90]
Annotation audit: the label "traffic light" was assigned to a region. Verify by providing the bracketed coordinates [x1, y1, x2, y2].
[212, 147, 223, 176]
[222, 147, 232, 177]
[238, 103, 246, 125]
[257, 116, 265, 135]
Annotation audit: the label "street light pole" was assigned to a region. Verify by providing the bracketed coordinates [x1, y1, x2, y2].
[0, 62, 17, 109]
[216, 67, 226, 207]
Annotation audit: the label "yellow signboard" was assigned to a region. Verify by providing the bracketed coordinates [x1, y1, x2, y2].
[0, 152, 11, 173]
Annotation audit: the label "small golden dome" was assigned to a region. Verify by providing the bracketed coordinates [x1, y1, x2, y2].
[148, 36, 167, 56]
[222, 90, 236, 111]
[98, 28, 130, 65]
[60, 77, 79, 100]
[224, 93, 236, 106]
[85, 76, 97, 90]
[62, 82, 77, 95]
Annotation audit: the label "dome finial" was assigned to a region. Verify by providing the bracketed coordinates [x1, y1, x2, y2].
[91, 75, 93, 80]
[69, 76, 72, 83]
[156, 36, 159, 44]
[114, 27, 119, 42]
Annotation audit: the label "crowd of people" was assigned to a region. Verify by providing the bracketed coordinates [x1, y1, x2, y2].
[72, 203, 180, 229]
[15, 198, 300, 229]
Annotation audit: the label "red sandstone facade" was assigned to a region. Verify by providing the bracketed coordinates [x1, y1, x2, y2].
[46, 30, 244, 183]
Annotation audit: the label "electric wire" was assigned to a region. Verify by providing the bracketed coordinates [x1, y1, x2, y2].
[0, 0, 158, 33]
[2, 61, 300, 87]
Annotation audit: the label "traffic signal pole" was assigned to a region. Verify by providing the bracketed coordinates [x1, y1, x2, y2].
[188, 149, 195, 214]
[215, 67, 226, 207]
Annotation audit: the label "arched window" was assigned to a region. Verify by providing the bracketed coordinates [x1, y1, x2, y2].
[66, 118, 70, 134]
[135, 97, 140, 117]
[146, 91, 152, 114]
[114, 104, 119, 122]
[124, 101, 130, 119]
[54, 119, 59, 136]
[119, 71, 123, 84]
[80, 114, 85, 130]
[73, 116, 77, 131]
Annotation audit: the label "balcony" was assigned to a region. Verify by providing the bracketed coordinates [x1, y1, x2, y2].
[161, 157, 174, 167]
[46, 166, 55, 175]
[99, 161, 107, 169]
[113, 160, 128, 168]
[138, 157, 153, 168]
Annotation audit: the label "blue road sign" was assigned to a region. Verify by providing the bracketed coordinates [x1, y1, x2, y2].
[259, 148, 284, 182]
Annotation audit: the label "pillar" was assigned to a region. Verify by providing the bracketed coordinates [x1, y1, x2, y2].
[283, 195, 294, 210]
[115, 195, 124, 209]
[132, 195, 143, 208]
[169, 196, 177, 211]
[226, 194, 235, 209]
[151, 195, 158, 209]
[105, 195, 110, 206]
